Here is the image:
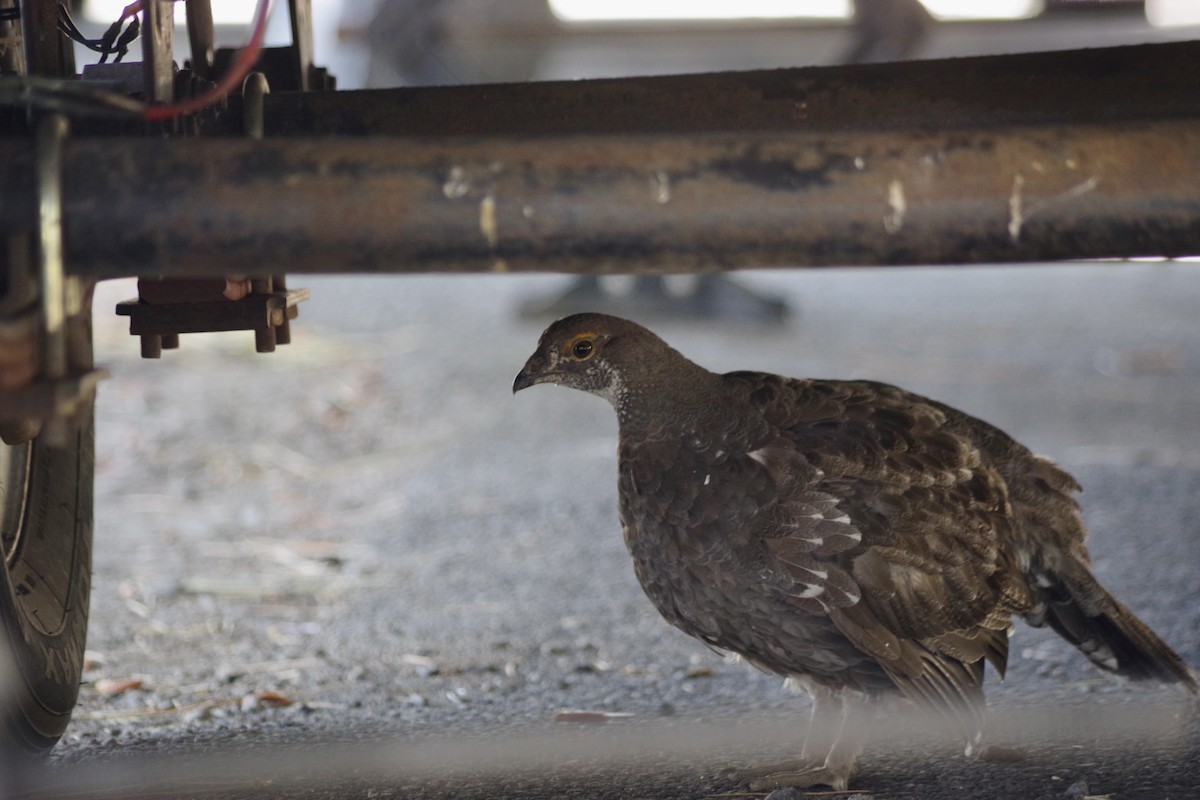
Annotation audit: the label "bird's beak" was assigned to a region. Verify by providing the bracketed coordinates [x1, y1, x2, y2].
[512, 369, 537, 393]
[513, 352, 551, 393]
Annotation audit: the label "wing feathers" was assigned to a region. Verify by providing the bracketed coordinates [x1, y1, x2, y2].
[728, 373, 1027, 703]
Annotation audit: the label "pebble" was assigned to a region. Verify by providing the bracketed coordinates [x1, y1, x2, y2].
[763, 788, 806, 800]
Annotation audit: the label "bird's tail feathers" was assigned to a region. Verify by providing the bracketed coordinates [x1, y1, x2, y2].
[1027, 560, 1197, 692]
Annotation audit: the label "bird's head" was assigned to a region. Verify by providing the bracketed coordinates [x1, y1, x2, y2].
[513, 313, 681, 407]
[513, 313, 633, 402]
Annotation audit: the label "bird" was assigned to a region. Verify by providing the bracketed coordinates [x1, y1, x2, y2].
[513, 312, 1197, 791]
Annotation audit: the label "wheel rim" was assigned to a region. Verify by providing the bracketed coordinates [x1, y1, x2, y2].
[0, 439, 33, 568]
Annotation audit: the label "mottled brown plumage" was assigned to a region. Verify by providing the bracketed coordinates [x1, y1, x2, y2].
[514, 313, 1196, 790]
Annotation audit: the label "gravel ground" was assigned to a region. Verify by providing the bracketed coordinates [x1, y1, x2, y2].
[9, 264, 1195, 799]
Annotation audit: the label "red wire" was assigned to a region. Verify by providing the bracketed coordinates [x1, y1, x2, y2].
[141, 0, 272, 121]
[118, 1, 143, 23]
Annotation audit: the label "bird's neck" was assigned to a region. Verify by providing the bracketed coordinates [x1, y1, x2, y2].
[613, 360, 727, 436]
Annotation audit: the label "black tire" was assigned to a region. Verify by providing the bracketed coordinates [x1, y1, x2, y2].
[0, 331, 94, 758]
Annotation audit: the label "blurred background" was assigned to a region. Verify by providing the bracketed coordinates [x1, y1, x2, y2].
[74, 0, 1200, 90]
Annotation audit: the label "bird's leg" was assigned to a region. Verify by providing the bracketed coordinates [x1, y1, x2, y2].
[737, 689, 863, 792]
[799, 686, 844, 764]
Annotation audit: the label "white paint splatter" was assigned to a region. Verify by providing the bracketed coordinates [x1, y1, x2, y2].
[1060, 175, 1100, 200]
[884, 179, 906, 234]
[1008, 173, 1025, 243]
[653, 170, 671, 204]
[443, 166, 470, 199]
[480, 193, 499, 249]
[1010, 174, 1099, 245]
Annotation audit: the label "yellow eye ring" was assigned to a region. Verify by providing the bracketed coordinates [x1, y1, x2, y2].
[571, 339, 595, 359]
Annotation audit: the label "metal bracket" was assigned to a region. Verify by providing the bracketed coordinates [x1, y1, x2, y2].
[115, 278, 308, 357]
[113, 72, 307, 359]
[37, 114, 68, 381]
[0, 115, 106, 445]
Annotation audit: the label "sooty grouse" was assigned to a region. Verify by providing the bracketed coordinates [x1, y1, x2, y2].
[513, 313, 1196, 791]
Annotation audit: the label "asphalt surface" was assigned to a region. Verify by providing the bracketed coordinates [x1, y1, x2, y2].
[9, 263, 1196, 799]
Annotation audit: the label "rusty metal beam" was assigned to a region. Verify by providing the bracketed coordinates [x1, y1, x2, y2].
[1, 42, 1199, 277]
[247, 41, 1200, 139]
[0, 116, 1197, 278]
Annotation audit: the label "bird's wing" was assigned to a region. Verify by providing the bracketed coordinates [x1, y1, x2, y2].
[727, 373, 1019, 628]
[723, 373, 1028, 720]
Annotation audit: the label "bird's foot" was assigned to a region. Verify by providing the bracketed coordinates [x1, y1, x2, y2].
[728, 759, 852, 792]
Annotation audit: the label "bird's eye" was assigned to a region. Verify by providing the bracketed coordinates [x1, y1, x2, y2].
[571, 339, 595, 360]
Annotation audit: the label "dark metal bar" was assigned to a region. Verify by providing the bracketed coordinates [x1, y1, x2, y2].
[248, 41, 1200, 139]
[141, 0, 174, 103]
[0, 117, 1196, 278]
[19, 0, 75, 77]
[0, 0, 23, 76]
[185, 0, 216, 79]
[286, 0, 314, 93]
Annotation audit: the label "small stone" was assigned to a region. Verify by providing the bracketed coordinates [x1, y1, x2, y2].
[182, 703, 214, 723]
[764, 788, 806, 800]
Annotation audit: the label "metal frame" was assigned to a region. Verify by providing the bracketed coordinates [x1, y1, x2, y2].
[2, 36, 1198, 280]
[1, 111, 1199, 279]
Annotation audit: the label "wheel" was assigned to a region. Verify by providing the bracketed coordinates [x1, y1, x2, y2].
[0, 410, 93, 756]
[0, 316, 94, 758]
